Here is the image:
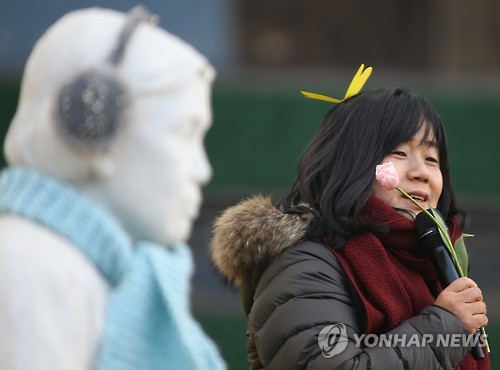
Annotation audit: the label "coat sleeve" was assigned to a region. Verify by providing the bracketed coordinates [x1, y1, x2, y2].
[247, 241, 470, 370]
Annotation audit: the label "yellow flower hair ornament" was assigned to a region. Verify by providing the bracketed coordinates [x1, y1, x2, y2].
[301, 64, 373, 103]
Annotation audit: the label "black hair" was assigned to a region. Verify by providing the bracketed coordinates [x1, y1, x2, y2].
[278, 88, 463, 248]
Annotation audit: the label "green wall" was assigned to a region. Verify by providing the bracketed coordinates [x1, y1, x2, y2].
[205, 87, 500, 205]
[0, 83, 18, 163]
[1, 83, 499, 205]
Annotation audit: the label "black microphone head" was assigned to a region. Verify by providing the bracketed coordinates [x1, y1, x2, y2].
[415, 210, 443, 252]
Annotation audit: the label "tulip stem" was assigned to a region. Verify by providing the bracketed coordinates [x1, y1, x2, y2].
[396, 186, 463, 275]
[396, 186, 490, 353]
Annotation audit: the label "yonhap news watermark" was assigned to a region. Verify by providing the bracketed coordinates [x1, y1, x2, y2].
[318, 323, 488, 358]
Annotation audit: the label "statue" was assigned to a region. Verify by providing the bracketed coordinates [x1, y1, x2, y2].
[0, 6, 226, 370]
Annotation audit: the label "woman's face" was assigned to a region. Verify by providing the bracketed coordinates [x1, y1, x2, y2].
[372, 124, 443, 219]
[94, 72, 213, 245]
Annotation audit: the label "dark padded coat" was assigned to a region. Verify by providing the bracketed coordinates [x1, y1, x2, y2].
[211, 196, 470, 369]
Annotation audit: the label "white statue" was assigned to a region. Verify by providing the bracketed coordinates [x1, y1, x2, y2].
[0, 6, 225, 370]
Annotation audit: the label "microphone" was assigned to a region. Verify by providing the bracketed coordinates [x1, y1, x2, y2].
[415, 210, 485, 360]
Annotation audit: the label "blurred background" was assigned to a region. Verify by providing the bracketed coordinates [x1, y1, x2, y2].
[1, 0, 499, 368]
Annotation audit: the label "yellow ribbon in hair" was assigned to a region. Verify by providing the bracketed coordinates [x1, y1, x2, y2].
[301, 64, 373, 103]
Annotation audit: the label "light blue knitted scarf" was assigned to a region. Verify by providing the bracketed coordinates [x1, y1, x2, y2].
[0, 167, 226, 370]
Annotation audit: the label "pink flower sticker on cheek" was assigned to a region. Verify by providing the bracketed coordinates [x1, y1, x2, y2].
[376, 162, 400, 190]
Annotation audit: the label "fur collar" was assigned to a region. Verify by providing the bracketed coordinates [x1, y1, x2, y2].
[210, 195, 314, 287]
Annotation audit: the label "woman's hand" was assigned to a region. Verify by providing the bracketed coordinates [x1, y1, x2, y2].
[435, 277, 488, 334]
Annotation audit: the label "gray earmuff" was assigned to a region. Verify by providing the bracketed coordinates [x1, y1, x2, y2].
[55, 5, 157, 150]
[57, 69, 127, 150]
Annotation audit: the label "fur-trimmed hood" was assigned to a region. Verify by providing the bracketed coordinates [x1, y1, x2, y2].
[210, 195, 314, 288]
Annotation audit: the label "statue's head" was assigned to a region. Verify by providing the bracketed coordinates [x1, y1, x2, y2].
[4, 6, 216, 245]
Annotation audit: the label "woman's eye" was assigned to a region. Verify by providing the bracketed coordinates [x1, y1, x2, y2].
[426, 156, 439, 164]
[392, 151, 406, 157]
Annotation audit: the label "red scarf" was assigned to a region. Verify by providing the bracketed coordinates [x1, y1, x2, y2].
[329, 197, 490, 369]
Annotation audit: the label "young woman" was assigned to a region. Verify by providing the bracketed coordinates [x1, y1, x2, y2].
[211, 80, 490, 369]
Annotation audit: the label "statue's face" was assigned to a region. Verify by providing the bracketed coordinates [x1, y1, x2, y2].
[99, 72, 213, 245]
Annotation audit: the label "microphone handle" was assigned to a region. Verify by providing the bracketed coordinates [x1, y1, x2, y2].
[432, 245, 460, 285]
[431, 246, 485, 360]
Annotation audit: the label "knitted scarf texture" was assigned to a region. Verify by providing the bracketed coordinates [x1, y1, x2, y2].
[330, 196, 489, 370]
[0, 167, 226, 370]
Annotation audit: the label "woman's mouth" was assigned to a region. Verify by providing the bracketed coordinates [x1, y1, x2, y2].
[404, 192, 429, 207]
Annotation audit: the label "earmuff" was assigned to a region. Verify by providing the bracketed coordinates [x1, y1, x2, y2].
[56, 6, 158, 150]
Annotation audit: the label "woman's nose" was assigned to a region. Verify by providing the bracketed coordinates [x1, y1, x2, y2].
[407, 157, 430, 183]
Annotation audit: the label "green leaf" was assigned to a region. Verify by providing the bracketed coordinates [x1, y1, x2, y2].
[428, 208, 465, 276]
[429, 208, 453, 250]
[453, 234, 472, 276]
